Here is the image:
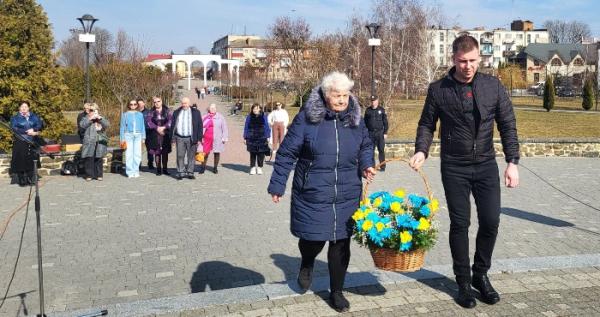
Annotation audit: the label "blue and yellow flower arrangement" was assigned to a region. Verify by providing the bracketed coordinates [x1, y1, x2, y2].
[352, 188, 439, 260]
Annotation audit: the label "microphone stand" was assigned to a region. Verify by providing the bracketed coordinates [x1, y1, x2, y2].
[0, 118, 48, 317]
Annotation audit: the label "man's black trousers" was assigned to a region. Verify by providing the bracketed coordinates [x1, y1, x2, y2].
[440, 159, 501, 284]
[369, 131, 385, 167]
[298, 238, 350, 292]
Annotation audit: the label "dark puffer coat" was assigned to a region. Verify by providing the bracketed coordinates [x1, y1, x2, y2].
[267, 86, 374, 241]
[415, 68, 520, 165]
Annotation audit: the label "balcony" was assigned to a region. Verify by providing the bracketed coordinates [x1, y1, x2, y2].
[480, 45, 494, 55]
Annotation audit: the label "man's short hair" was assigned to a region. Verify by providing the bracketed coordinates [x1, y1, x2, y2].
[136, 98, 145, 103]
[452, 35, 479, 55]
[370, 95, 378, 101]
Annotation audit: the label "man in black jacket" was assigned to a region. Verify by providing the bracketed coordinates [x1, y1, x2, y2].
[364, 95, 388, 171]
[170, 97, 203, 180]
[410, 35, 520, 309]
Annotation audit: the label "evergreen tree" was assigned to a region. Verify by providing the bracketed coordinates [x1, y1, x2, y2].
[582, 77, 594, 111]
[0, 0, 70, 152]
[543, 76, 555, 112]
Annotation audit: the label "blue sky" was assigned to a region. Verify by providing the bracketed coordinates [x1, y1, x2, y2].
[39, 0, 600, 54]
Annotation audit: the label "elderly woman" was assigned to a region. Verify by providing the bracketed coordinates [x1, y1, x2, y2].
[268, 72, 376, 312]
[10, 101, 43, 186]
[79, 103, 110, 181]
[146, 96, 172, 176]
[200, 103, 228, 174]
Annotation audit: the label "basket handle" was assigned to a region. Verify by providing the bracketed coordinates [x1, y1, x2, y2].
[362, 157, 433, 202]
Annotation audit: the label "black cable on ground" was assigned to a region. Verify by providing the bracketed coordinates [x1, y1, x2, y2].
[0, 186, 32, 311]
[521, 162, 600, 212]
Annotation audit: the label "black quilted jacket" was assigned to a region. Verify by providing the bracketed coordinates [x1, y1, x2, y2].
[415, 68, 520, 164]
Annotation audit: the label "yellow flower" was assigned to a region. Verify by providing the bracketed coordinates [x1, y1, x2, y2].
[394, 188, 406, 198]
[417, 217, 431, 230]
[390, 201, 403, 214]
[363, 207, 373, 216]
[352, 209, 365, 221]
[400, 231, 413, 243]
[429, 199, 440, 212]
[373, 197, 382, 207]
[375, 222, 384, 232]
[362, 220, 373, 231]
[360, 198, 370, 207]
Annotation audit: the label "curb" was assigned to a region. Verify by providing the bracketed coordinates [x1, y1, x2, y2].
[50, 253, 600, 317]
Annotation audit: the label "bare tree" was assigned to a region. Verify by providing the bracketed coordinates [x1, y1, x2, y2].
[184, 46, 202, 55]
[544, 20, 592, 43]
[57, 27, 113, 67]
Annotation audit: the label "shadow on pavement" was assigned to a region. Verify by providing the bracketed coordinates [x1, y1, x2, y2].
[501, 207, 573, 227]
[402, 269, 458, 298]
[190, 261, 265, 293]
[270, 253, 385, 297]
[221, 163, 250, 173]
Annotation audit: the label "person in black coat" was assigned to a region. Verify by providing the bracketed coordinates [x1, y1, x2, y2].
[268, 72, 376, 312]
[243, 103, 271, 175]
[410, 35, 519, 309]
[170, 97, 203, 180]
[364, 95, 388, 170]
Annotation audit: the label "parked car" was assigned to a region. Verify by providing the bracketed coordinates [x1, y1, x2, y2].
[557, 87, 575, 97]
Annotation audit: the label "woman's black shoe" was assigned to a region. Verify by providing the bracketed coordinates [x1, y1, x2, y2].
[330, 291, 350, 312]
[213, 167, 218, 174]
[162, 168, 170, 175]
[456, 282, 477, 308]
[297, 266, 313, 292]
[156, 169, 162, 176]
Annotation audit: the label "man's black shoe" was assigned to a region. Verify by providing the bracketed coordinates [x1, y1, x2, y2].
[330, 291, 350, 312]
[472, 274, 500, 305]
[156, 169, 162, 176]
[162, 168, 170, 175]
[456, 282, 477, 308]
[175, 175, 183, 180]
[297, 266, 313, 292]
[187, 174, 196, 180]
[148, 164, 155, 170]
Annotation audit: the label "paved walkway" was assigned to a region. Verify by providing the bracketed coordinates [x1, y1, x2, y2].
[1, 84, 599, 316]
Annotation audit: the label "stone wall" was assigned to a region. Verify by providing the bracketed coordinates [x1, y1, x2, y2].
[0, 151, 119, 177]
[382, 138, 600, 159]
[1, 140, 599, 177]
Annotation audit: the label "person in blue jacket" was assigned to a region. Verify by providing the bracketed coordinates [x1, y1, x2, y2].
[268, 71, 376, 312]
[10, 101, 43, 186]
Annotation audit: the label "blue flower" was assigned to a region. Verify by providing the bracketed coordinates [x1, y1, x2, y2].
[400, 241, 412, 251]
[395, 214, 419, 230]
[419, 205, 431, 217]
[408, 194, 425, 207]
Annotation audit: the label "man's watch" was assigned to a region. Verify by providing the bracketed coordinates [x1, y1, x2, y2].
[508, 158, 519, 165]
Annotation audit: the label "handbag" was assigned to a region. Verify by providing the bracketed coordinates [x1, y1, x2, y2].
[195, 151, 205, 163]
[97, 132, 109, 145]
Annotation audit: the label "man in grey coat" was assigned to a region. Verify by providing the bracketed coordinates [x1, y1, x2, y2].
[170, 97, 203, 180]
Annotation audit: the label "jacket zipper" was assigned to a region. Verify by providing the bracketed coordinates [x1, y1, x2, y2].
[333, 116, 340, 243]
[302, 161, 313, 191]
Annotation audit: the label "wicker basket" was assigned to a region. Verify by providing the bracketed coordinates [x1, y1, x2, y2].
[363, 157, 433, 272]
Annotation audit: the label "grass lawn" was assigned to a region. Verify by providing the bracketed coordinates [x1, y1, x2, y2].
[386, 104, 600, 140]
[511, 96, 600, 111]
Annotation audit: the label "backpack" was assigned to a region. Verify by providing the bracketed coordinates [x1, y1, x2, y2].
[61, 160, 78, 176]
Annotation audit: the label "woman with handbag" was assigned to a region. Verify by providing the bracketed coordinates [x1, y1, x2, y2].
[9, 101, 43, 186]
[243, 103, 271, 175]
[79, 103, 110, 181]
[120, 100, 146, 178]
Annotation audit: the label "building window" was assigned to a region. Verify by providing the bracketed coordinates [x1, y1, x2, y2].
[505, 33, 512, 39]
[517, 34, 523, 40]
[430, 44, 435, 51]
[573, 58, 584, 66]
[440, 32, 444, 42]
[527, 34, 531, 43]
[534, 73, 539, 82]
[534, 59, 540, 66]
[439, 44, 444, 54]
[496, 33, 501, 39]
[439, 57, 444, 65]
[551, 58, 562, 66]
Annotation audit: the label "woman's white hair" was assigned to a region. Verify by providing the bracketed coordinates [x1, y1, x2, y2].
[321, 71, 354, 97]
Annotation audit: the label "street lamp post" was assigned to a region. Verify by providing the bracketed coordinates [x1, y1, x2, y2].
[77, 14, 98, 103]
[366, 22, 381, 98]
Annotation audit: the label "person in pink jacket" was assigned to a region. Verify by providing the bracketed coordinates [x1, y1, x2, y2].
[200, 103, 228, 174]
